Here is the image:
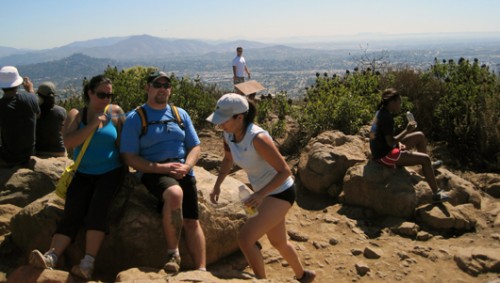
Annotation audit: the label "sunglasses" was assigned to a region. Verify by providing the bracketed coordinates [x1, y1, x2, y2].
[151, 82, 171, 89]
[95, 92, 113, 99]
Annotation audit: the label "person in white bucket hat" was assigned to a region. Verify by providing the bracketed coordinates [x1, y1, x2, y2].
[207, 93, 316, 282]
[0, 66, 40, 167]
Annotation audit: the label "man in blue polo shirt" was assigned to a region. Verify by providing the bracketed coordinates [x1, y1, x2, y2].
[120, 71, 206, 273]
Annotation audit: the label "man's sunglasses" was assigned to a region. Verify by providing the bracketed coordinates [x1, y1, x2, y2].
[95, 92, 113, 99]
[151, 82, 171, 89]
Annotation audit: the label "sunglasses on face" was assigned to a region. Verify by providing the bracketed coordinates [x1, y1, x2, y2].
[95, 92, 113, 99]
[151, 82, 171, 89]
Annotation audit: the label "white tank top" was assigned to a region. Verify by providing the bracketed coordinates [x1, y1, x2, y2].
[224, 123, 293, 194]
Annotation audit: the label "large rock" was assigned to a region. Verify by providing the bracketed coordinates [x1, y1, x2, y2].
[9, 167, 247, 279]
[298, 131, 369, 197]
[435, 168, 482, 208]
[416, 203, 478, 232]
[0, 156, 70, 207]
[454, 247, 500, 276]
[466, 173, 500, 199]
[0, 204, 21, 241]
[343, 161, 429, 218]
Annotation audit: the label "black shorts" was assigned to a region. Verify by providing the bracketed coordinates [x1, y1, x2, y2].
[269, 184, 296, 206]
[56, 166, 125, 239]
[141, 173, 199, 220]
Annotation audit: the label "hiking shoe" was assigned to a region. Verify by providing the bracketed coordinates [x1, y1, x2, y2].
[29, 249, 55, 269]
[431, 160, 443, 170]
[432, 189, 452, 203]
[71, 263, 94, 280]
[163, 253, 181, 273]
[295, 269, 316, 283]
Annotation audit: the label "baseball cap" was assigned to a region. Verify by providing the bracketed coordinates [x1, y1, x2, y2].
[0, 66, 23, 88]
[206, 93, 249, 124]
[147, 70, 171, 84]
[37, 82, 56, 97]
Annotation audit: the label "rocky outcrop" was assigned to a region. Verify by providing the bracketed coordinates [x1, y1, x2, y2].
[0, 204, 21, 241]
[454, 247, 500, 276]
[467, 173, 500, 199]
[8, 167, 247, 279]
[298, 131, 369, 197]
[416, 203, 478, 232]
[0, 156, 70, 207]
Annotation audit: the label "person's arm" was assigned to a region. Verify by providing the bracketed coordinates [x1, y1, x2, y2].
[210, 140, 234, 204]
[22, 77, 35, 93]
[110, 104, 126, 147]
[385, 121, 416, 148]
[245, 133, 291, 208]
[232, 65, 238, 79]
[168, 144, 201, 179]
[62, 108, 104, 149]
[245, 65, 251, 79]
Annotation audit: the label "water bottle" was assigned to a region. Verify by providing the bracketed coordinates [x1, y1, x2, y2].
[406, 111, 417, 128]
[238, 185, 258, 218]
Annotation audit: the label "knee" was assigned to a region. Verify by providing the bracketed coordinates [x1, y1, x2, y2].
[415, 131, 427, 142]
[269, 238, 288, 250]
[162, 185, 183, 206]
[183, 219, 200, 231]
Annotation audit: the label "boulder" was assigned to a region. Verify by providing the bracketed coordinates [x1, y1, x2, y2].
[416, 203, 478, 232]
[298, 131, 368, 196]
[435, 168, 482, 208]
[0, 156, 70, 207]
[9, 167, 247, 279]
[454, 247, 500, 276]
[0, 204, 21, 239]
[343, 161, 428, 218]
[7, 265, 79, 283]
[466, 173, 500, 198]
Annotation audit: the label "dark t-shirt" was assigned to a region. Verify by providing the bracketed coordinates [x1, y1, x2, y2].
[36, 105, 67, 153]
[369, 107, 395, 159]
[0, 93, 41, 164]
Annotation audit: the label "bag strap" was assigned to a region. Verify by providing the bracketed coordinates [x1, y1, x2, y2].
[135, 106, 148, 137]
[72, 104, 109, 169]
[136, 104, 184, 138]
[170, 104, 185, 130]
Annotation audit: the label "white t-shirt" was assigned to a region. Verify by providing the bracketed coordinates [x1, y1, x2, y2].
[224, 123, 293, 194]
[232, 56, 247, 77]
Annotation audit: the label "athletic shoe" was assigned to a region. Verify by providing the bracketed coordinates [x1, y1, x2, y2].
[71, 263, 94, 280]
[296, 269, 316, 283]
[29, 249, 55, 269]
[432, 189, 452, 203]
[431, 160, 443, 170]
[163, 253, 181, 273]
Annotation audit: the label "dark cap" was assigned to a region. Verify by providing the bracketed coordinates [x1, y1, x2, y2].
[37, 82, 56, 97]
[147, 71, 171, 84]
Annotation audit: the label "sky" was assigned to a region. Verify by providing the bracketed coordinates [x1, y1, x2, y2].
[2, 0, 499, 49]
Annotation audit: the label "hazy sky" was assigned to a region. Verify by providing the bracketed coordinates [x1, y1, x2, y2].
[2, 0, 499, 49]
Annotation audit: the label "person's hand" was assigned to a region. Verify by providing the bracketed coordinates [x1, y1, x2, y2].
[168, 162, 189, 180]
[399, 142, 407, 150]
[244, 191, 263, 209]
[22, 77, 34, 93]
[90, 112, 109, 128]
[405, 121, 417, 132]
[210, 186, 221, 204]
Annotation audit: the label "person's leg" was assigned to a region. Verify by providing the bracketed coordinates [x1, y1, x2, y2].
[397, 151, 438, 193]
[401, 131, 427, 153]
[161, 185, 184, 250]
[238, 196, 291, 279]
[183, 219, 206, 269]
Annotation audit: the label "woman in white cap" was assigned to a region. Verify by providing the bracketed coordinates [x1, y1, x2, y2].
[207, 93, 315, 283]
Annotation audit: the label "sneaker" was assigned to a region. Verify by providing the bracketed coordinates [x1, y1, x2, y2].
[29, 249, 55, 269]
[432, 189, 452, 203]
[71, 263, 94, 280]
[431, 160, 443, 170]
[163, 253, 181, 273]
[295, 270, 316, 283]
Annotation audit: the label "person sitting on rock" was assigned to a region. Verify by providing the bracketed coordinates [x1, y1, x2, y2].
[34, 82, 67, 157]
[207, 93, 316, 283]
[29, 75, 126, 280]
[369, 88, 451, 203]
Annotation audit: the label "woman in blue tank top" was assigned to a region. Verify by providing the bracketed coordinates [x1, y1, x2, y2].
[28, 75, 126, 280]
[207, 93, 316, 283]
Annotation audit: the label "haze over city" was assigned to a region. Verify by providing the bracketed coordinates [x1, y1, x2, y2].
[2, 0, 499, 49]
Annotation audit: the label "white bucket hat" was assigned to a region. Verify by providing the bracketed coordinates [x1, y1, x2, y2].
[0, 66, 23, 88]
[206, 93, 249, 124]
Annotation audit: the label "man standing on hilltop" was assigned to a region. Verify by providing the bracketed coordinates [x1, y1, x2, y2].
[120, 70, 206, 273]
[232, 46, 251, 84]
[0, 66, 40, 167]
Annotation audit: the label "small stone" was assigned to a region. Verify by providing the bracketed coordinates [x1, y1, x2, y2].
[416, 231, 433, 241]
[364, 247, 383, 259]
[355, 262, 370, 276]
[329, 238, 339, 245]
[288, 230, 309, 242]
[351, 249, 363, 256]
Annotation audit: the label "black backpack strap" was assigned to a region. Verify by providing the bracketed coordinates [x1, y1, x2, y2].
[81, 106, 88, 125]
[135, 106, 148, 137]
[170, 104, 185, 130]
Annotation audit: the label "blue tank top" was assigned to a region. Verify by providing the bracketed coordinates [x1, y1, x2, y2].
[74, 119, 122, 174]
